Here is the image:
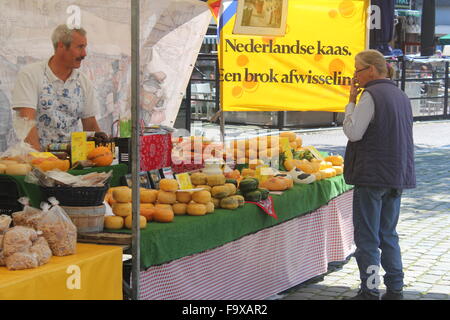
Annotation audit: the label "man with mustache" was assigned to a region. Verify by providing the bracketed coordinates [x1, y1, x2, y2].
[11, 24, 104, 151]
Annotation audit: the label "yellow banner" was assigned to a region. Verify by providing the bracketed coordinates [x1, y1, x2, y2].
[220, 0, 369, 112]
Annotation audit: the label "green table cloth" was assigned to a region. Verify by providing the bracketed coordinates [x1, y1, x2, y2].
[109, 174, 353, 270]
[0, 164, 128, 208]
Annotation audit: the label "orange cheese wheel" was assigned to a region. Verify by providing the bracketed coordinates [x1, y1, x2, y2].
[153, 208, 174, 223]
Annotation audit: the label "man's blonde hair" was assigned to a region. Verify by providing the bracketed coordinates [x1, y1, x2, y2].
[355, 49, 394, 79]
[51, 24, 86, 50]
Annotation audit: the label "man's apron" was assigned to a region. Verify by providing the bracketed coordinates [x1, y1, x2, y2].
[36, 65, 85, 148]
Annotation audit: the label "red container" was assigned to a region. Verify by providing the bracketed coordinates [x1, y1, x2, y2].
[140, 133, 173, 171]
[116, 133, 173, 172]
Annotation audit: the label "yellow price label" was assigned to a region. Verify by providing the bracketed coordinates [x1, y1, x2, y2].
[175, 173, 193, 190]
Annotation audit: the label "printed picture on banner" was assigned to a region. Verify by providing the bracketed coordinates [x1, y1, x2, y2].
[233, 0, 288, 36]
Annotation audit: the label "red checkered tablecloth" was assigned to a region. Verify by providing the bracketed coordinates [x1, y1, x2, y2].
[139, 190, 354, 300]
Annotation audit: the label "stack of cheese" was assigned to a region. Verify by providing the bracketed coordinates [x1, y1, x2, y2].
[225, 131, 303, 164]
[191, 172, 244, 210]
[105, 186, 149, 230]
[283, 155, 344, 181]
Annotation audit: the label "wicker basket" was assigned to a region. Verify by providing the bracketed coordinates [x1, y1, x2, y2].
[40, 184, 109, 207]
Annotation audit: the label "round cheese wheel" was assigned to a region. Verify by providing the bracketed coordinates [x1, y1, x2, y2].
[157, 191, 177, 204]
[140, 203, 154, 210]
[155, 203, 173, 211]
[140, 208, 155, 221]
[153, 208, 174, 223]
[112, 202, 132, 217]
[192, 190, 212, 204]
[205, 202, 215, 214]
[159, 179, 179, 192]
[187, 203, 207, 216]
[125, 214, 147, 229]
[112, 188, 132, 203]
[5, 164, 31, 176]
[176, 191, 192, 203]
[140, 189, 158, 203]
[104, 216, 124, 230]
[172, 203, 187, 215]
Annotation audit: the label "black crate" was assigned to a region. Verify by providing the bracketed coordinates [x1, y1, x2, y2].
[0, 176, 23, 216]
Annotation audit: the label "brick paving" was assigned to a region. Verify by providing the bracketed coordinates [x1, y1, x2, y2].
[199, 119, 450, 300]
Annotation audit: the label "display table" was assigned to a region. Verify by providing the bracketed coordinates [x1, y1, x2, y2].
[108, 174, 353, 270]
[138, 190, 354, 300]
[0, 243, 123, 300]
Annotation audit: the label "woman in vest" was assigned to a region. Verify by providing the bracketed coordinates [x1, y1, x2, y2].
[343, 49, 416, 300]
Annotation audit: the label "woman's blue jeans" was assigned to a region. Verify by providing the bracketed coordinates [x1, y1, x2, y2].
[353, 185, 404, 293]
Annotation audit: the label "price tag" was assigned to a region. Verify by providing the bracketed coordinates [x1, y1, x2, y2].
[175, 173, 193, 190]
[71, 132, 87, 164]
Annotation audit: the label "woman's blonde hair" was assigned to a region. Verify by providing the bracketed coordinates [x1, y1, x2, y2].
[355, 49, 394, 79]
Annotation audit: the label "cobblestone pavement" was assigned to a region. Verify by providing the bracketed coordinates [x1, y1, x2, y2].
[199, 120, 450, 300]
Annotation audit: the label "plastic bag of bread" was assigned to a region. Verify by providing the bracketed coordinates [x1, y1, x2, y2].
[0, 234, 5, 266]
[30, 236, 52, 266]
[37, 198, 77, 256]
[0, 214, 12, 233]
[5, 251, 39, 270]
[12, 197, 44, 229]
[2, 226, 38, 257]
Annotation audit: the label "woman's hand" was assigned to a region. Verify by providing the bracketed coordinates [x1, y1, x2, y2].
[349, 78, 362, 103]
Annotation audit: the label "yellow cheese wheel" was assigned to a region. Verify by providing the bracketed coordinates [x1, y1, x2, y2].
[112, 202, 132, 217]
[140, 189, 158, 203]
[5, 164, 31, 176]
[159, 179, 179, 192]
[124, 214, 147, 229]
[187, 203, 207, 216]
[205, 202, 215, 214]
[332, 166, 343, 175]
[192, 190, 212, 204]
[104, 216, 124, 229]
[172, 203, 187, 215]
[157, 191, 177, 204]
[112, 188, 132, 203]
[0, 163, 6, 174]
[176, 191, 192, 203]
[153, 208, 174, 222]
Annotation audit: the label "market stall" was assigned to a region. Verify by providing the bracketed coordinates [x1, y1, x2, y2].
[0, 0, 360, 301]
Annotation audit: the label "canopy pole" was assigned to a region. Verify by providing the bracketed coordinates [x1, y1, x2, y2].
[131, 0, 141, 301]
